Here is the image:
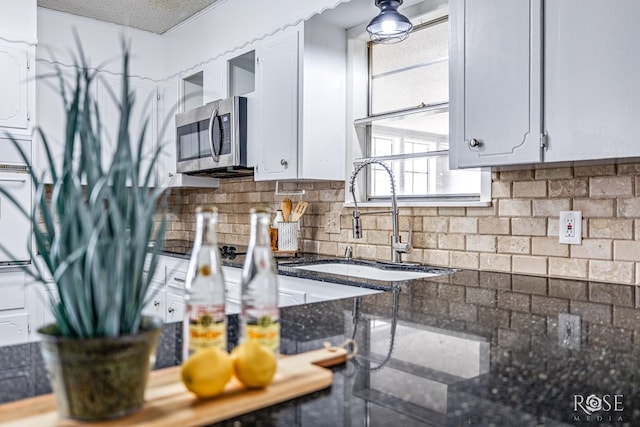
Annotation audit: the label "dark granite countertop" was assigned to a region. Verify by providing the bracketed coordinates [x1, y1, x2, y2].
[221, 256, 640, 426]
[2, 253, 639, 426]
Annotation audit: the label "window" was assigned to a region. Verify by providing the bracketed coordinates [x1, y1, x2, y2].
[353, 14, 489, 204]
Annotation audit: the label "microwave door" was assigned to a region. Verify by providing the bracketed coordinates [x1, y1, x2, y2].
[177, 123, 199, 161]
[198, 117, 211, 158]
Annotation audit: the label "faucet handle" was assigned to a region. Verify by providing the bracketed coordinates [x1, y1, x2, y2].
[392, 229, 413, 255]
[404, 229, 413, 253]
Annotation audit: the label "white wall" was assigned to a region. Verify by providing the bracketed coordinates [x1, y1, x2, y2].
[162, 0, 349, 79]
[37, 8, 163, 80]
[36, 0, 352, 82]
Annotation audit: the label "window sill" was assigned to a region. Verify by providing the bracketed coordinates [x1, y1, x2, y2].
[342, 200, 492, 209]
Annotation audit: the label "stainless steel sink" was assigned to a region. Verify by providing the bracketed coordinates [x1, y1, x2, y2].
[291, 262, 451, 282]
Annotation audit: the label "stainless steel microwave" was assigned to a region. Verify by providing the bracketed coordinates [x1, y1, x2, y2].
[175, 96, 251, 177]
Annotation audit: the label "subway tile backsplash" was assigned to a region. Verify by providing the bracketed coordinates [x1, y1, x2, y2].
[165, 162, 640, 285]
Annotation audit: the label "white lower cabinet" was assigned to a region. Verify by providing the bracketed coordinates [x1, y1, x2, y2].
[222, 265, 381, 308]
[166, 292, 186, 323]
[143, 256, 188, 323]
[0, 268, 30, 345]
[143, 285, 167, 321]
[15, 255, 381, 344]
[0, 270, 26, 311]
[0, 312, 29, 346]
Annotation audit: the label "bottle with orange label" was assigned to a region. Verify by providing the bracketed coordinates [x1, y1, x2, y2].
[183, 206, 227, 360]
[240, 208, 280, 353]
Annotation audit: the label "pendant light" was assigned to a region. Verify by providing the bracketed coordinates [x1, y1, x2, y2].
[367, 0, 413, 44]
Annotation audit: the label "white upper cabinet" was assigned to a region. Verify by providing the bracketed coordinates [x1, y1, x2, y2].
[253, 19, 346, 181]
[35, 62, 81, 182]
[254, 27, 300, 181]
[0, 0, 35, 136]
[449, 0, 543, 169]
[544, 0, 640, 163]
[36, 66, 160, 185]
[0, 0, 36, 43]
[0, 42, 32, 133]
[451, 0, 640, 169]
[97, 74, 159, 184]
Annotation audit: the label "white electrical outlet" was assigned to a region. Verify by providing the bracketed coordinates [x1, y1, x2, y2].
[559, 211, 582, 245]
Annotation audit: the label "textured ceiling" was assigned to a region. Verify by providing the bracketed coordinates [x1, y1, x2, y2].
[37, 0, 220, 34]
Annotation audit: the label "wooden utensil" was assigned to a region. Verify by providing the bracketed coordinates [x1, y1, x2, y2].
[290, 201, 308, 222]
[0, 347, 348, 427]
[281, 198, 292, 222]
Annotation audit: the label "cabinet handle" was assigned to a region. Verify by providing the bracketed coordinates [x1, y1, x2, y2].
[0, 177, 26, 183]
[153, 300, 160, 307]
[168, 172, 174, 178]
[168, 307, 175, 314]
[468, 138, 481, 148]
[280, 159, 288, 169]
[173, 276, 186, 283]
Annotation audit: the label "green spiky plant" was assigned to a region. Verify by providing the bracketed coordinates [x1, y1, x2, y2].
[0, 42, 168, 338]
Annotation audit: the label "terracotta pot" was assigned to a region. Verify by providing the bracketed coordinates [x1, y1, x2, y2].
[38, 316, 162, 420]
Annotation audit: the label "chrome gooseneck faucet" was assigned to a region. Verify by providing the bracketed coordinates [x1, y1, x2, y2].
[349, 159, 412, 263]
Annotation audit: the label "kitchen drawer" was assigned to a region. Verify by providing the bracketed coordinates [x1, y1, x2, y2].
[0, 312, 28, 346]
[166, 269, 187, 291]
[0, 270, 25, 310]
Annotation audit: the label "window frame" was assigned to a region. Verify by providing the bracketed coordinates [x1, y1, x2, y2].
[345, 5, 491, 208]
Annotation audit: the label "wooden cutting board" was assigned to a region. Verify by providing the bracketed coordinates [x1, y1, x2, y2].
[0, 346, 347, 427]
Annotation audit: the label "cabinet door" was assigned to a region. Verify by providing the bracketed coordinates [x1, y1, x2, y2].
[166, 291, 185, 323]
[254, 30, 299, 181]
[0, 312, 29, 346]
[450, 0, 543, 168]
[203, 59, 225, 103]
[0, 171, 31, 263]
[143, 286, 166, 322]
[544, 0, 640, 162]
[98, 74, 158, 184]
[0, 43, 29, 130]
[35, 62, 76, 183]
[156, 80, 177, 184]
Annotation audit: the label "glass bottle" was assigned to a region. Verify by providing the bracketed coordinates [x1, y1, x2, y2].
[182, 206, 227, 360]
[240, 208, 280, 353]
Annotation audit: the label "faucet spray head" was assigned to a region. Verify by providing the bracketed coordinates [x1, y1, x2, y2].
[352, 211, 362, 239]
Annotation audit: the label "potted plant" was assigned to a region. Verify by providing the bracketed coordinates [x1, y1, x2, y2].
[0, 42, 169, 420]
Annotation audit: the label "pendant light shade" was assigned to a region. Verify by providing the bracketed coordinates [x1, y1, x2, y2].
[367, 0, 413, 44]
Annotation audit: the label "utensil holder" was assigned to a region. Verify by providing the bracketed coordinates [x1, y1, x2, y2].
[277, 221, 299, 251]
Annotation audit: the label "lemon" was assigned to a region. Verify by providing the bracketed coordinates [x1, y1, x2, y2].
[181, 347, 233, 398]
[231, 341, 277, 389]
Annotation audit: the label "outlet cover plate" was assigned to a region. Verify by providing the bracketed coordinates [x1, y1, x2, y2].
[559, 210, 582, 245]
[325, 212, 341, 234]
